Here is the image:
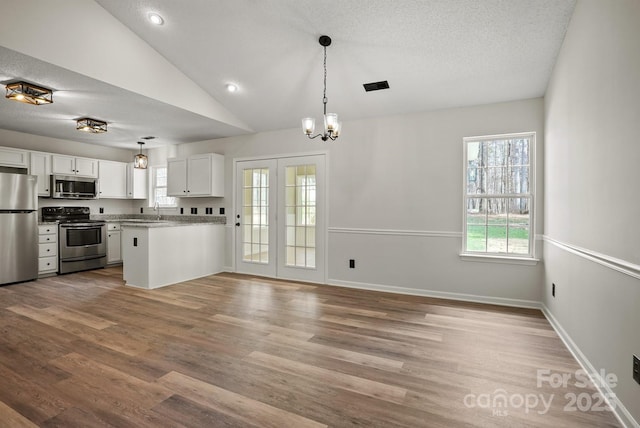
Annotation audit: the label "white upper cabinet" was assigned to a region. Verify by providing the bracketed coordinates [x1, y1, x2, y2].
[52, 155, 98, 177]
[167, 153, 224, 197]
[29, 151, 52, 196]
[98, 160, 127, 198]
[0, 147, 29, 168]
[167, 158, 188, 197]
[127, 163, 147, 199]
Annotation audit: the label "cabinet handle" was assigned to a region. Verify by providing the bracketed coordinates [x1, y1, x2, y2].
[47, 262, 50, 266]
[47, 249, 50, 252]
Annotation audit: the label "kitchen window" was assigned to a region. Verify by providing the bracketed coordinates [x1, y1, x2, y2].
[462, 132, 535, 259]
[151, 166, 176, 208]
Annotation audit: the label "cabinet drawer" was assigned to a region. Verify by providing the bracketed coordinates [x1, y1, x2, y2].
[107, 223, 121, 231]
[39, 242, 57, 257]
[38, 256, 57, 272]
[38, 224, 57, 235]
[39, 233, 57, 244]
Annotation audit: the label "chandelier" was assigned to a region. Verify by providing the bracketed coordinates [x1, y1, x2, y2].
[302, 35, 341, 141]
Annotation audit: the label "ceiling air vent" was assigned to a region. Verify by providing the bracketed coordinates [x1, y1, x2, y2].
[363, 80, 390, 92]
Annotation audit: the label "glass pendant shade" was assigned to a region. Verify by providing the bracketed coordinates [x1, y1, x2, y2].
[134, 141, 148, 169]
[134, 153, 148, 169]
[333, 121, 342, 138]
[302, 117, 315, 135]
[324, 113, 338, 133]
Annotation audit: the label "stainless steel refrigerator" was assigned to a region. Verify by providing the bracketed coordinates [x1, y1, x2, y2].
[0, 173, 38, 285]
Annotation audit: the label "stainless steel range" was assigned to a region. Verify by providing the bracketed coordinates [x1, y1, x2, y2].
[42, 207, 107, 274]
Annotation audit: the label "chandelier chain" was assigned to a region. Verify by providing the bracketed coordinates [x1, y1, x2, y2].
[323, 45, 328, 114]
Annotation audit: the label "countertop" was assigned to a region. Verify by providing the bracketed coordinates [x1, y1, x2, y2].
[118, 220, 224, 228]
[92, 214, 226, 225]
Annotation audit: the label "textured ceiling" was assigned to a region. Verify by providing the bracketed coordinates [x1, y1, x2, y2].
[0, 0, 576, 149]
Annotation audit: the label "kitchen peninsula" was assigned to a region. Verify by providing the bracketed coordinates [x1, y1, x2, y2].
[118, 217, 225, 289]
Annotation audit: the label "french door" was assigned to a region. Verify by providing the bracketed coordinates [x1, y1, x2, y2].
[235, 155, 325, 283]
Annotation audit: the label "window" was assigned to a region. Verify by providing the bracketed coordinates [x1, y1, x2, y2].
[151, 166, 176, 207]
[463, 133, 535, 258]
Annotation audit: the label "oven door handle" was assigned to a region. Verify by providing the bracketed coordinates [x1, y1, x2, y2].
[60, 225, 104, 229]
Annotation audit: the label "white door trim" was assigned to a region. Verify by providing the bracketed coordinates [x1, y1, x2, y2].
[232, 151, 329, 284]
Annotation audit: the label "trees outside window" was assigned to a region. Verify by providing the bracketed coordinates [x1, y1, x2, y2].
[463, 133, 535, 257]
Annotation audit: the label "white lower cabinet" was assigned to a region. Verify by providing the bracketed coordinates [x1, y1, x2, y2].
[38, 224, 58, 275]
[107, 223, 122, 264]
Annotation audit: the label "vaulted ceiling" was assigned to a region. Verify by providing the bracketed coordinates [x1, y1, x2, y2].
[0, 0, 575, 149]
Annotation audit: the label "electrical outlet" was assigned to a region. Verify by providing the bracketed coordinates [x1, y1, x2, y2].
[219, 207, 225, 215]
[140, 207, 144, 214]
[633, 355, 640, 385]
[191, 207, 197, 215]
[349, 259, 355, 269]
[180, 207, 184, 214]
[552, 283, 556, 297]
[99, 207, 104, 214]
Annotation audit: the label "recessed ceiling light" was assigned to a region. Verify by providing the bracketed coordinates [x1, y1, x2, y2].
[226, 83, 238, 93]
[148, 13, 164, 25]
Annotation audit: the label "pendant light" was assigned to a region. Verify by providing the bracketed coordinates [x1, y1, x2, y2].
[302, 35, 341, 141]
[134, 142, 148, 169]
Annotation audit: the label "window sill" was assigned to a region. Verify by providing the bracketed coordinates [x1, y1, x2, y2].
[459, 253, 539, 266]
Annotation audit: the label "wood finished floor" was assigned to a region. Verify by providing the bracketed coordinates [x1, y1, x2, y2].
[0, 267, 620, 427]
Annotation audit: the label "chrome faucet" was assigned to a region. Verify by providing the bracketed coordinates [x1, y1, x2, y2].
[153, 200, 161, 220]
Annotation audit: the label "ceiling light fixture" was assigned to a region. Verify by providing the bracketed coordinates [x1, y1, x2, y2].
[5, 81, 53, 105]
[148, 12, 164, 25]
[134, 141, 148, 169]
[76, 118, 107, 133]
[302, 35, 341, 142]
[226, 83, 238, 93]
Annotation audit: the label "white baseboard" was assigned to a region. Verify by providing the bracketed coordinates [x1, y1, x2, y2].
[541, 305, 638, 428]
[327, 278, 541, 309]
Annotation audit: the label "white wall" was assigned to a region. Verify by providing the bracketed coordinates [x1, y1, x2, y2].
[139, 97, 545, 305]
[544, 0, 640, 425]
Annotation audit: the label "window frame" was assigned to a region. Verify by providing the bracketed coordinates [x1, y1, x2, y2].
[149, 165, 177, 208]
[461, 132, 536, 261]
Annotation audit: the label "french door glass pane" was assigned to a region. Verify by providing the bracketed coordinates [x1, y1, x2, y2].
[285, 164, 316, 268]
[242, 168, 269, 264]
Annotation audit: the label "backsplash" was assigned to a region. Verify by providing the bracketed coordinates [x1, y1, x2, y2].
[37, 197, 134, 220]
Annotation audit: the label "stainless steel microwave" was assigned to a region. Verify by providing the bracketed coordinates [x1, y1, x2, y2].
[50, 175, 99, 199]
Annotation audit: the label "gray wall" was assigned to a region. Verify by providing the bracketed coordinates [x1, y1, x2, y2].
[138, 97, 545, 305]
[544, 0, 640, 424]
